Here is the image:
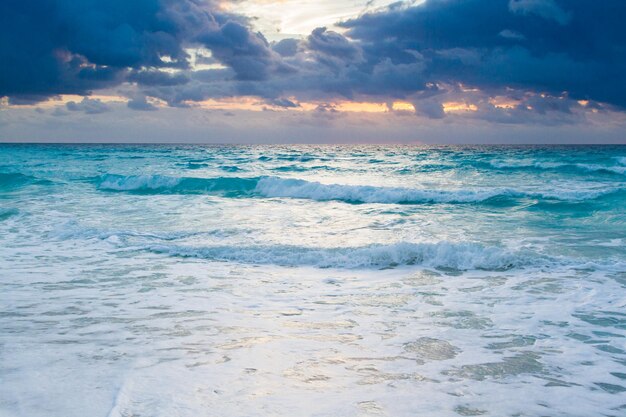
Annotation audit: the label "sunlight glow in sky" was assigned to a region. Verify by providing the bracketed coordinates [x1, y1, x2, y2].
[225, 0, 405, 40]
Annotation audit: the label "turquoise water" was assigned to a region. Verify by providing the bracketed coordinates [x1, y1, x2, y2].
[1, 144, 625, 416]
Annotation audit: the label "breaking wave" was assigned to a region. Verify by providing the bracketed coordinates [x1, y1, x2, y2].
[97, 174, 257, 196]
[0, 172, 50, 190]
[140, 241, 538, 270]
[51, 221, 543, 271]
[97, 174, 623, 204]
[487, 160, 626, 175]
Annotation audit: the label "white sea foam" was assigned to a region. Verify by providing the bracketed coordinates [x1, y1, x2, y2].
[142, 241, 539, 270]
[575, 163, 626, 175]
[50, 221, 538, 271]
[254, 177, 509, 203]
[489, 160, 626, 175]
[51, 221, 196, 242]
[255, 177, 621, 203]
[528, 187, 620, 201]
[614, 156, 626, 165]
[488, 160, 565, 170]
[96, 174, 622, 203]
[0, 207, 19, 219]
[98, 174, 181, 191]
[53, 222, 626, 272]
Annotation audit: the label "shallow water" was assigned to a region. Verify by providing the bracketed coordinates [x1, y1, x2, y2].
[0, 144, 625, 416]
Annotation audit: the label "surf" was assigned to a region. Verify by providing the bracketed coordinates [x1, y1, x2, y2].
[96, 173, 624, 204]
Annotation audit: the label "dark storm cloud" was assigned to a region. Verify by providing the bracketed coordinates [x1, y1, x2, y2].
[0, 0, 282, 102]
[194, 21, 289, 81]
[2, 0, 625, 123]
[307, 28, 362, 63]
[227, 0, 625, 118]
[128, 70, 190, 86]
[338, 0, 626, 107]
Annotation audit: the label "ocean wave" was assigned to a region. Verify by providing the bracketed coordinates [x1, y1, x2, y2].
[0, 172, 30, 188]
[0, 172, 51, 190]
[271, 165, 309, 172]
[256, 177, 624, 203]
[220, 165, 245, 173]
[97, 174, 257, 196]
[182, 162, 209, 170]
[51, 219, 539, 270]
[396, 163, 456, 174]
[97, 174, 622, 203]
[50, 221, 247, 243]
[52, 221, 625, 271]
[53, 224, 196, 242]
[576, 164, 626, 175]
[140, 241, 538, 270]
[0, 207, 19, 220]
[527, 187, 623, 201]
[488, 160, 563, 170]
[487, 160, 626, 175]
[254, 177, 511, 203]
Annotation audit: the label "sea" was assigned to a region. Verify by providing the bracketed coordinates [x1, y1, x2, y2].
[0, 144, 625, 417]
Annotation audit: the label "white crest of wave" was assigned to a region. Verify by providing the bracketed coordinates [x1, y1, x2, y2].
[255, 177, 621, 203]
[99, 174, 180, 191]
[255, 177, 503, 204]
[530, 187, 618, 201]
[489, 159, 626, 175]
[50, 220, 196, 242]
[95, 174, 621, 202]
[145, 241, 533, 270]
[575, 163, 626, 175]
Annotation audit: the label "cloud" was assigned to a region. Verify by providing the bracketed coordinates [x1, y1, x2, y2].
[65, 97, 110, 114]
[194, 20, 287, 81]
[413, 98, 445, 120]
[268, 97, 300, 108]
[0, 0, 281, 101]
[307, 27, 362, 63]
[3, 100, 624, 144]
[2, 0, 626, 128]
[509, 0, 572, 25]
[128, 70, 190, 87]
[498, 29, 526, 40]
[338, 0, 626, 108]
[127, 96, 158, 111]
[272, 38, 299, 57]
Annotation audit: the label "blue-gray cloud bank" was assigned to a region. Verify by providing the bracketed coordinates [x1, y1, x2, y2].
[1, 0, 625, 122]
[0, 0, 280, 103]
[339, 0, 626, 107]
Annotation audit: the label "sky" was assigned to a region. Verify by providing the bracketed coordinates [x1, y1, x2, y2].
[1, 0, 625, 144]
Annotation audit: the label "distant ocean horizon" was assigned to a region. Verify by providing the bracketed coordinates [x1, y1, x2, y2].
[1, 144, 625, 416]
